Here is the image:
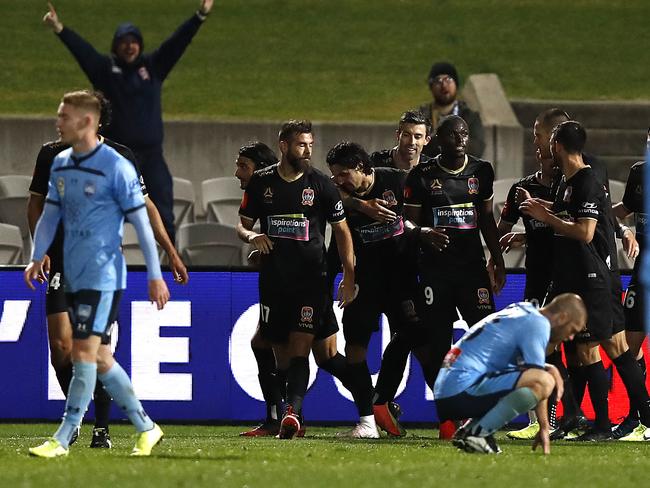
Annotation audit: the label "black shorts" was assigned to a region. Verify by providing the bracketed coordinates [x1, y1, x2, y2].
[45, 258, 67, 316]
[524, 276, 551, 307]
[624, 271, 645, 332]
[258, 280, 327, 344]
[66, 290, 122, 344]
[342, 267, 419, 347]
[418, 265, 495, 333]
[564, 287, 613, 342]
[315, 288, 339, 341]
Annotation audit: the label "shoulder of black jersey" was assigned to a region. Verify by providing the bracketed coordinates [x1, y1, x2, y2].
[370, 149, 393, 167]
[630, 160, 645, 171]
[104, 138, 137, 164]
[253, 163, 278, 179]
[418, 153, 433, 164]
[39, 140, 69, 160]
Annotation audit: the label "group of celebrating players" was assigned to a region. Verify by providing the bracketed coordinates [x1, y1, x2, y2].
[22, 87, 648, 457]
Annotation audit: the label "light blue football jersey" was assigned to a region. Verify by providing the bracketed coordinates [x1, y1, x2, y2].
[434, 302, 550, 399]
[45, 142, 145, 292]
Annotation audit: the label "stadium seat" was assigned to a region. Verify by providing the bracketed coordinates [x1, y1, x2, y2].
[0, 175, 33, 258]
[608, 179, 626, 204]
[176, 222, 246, 266]
[492, 177, 525, 234]
[0, 223, 24, 264]
[201, 177, 243, 227]
[173, 177, 196, 228]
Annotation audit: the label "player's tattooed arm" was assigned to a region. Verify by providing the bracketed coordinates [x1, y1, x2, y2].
[144, 197, 189, 284]
[338, 190, 396, 223]
[238, 217, 273, 254]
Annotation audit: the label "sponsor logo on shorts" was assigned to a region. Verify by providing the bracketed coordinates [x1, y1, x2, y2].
[302, 188, 315, 206]
[477, 288, 490, 305]
[267, 214, 309, 241]
[382, 190, 397, 207]
[468, 177, 479, 195]
[77, 303, 92, 322]
[300, 306, 314, 323]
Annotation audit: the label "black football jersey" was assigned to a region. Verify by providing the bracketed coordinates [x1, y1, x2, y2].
[551, 167, 614, 290]
[370, 149, 431, 169]
[239, 164, 345, 289]
[404, 154, 494, 270]
[500, 172, 554, 277]
[622, 161, 645, 274]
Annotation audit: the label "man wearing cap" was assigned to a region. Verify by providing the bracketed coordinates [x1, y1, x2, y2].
[43, 0, 214, 243]
[417, 61, 485, 159]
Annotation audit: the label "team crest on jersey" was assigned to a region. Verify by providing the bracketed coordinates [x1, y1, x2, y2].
[263, 187, 273, 203]
[477, 288, 490, 305]
[83, 180, 96, 197]
[302, 188, 315, 206]
[138, 66, 150, 81]
[563, 186, 573, 202]
[56, 177, 65, 197]
[300, 306, 314, 325]
[468, 177, 479, 195]
[382, 190, 397, 207]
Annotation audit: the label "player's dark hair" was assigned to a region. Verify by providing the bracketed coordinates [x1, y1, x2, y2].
[278, 120, 312, 143]
[238, 141, 279, 170]
[326, 142, 373, 175]
[94, 91, 112, 129]
[436, 114, 467, 137]
[552, 121, 586, 155]
[398, 110, 432, 136]
[536, 108, 570, 132]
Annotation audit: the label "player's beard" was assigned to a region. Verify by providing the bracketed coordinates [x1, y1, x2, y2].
[288, 154, 310, 172]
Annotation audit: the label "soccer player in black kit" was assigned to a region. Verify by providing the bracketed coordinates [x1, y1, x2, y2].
[238, 121, 356, 439]
[27, 92, 187, 448]
[403, 115, 506, 421]
[327, 141, 425, 438]
[521, 121, 650, 441]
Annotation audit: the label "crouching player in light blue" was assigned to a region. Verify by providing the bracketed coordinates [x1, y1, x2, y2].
[434, 294, 586, 454]
[24, 90, 170, 458]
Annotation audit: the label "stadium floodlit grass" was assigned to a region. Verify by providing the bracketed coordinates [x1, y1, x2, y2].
[1, 1, 649, 120]
[3, 424, 650, 487]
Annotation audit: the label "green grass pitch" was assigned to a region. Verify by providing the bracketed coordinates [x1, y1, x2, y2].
[3, 423, 650, 487]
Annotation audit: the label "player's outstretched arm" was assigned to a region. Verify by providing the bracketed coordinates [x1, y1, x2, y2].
[144, 197, 188, 284]
[43, 2, 63, 33]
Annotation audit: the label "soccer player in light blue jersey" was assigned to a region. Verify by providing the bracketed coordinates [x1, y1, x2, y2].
[24, 90, 169, 458]
[434, 293, 586, 454]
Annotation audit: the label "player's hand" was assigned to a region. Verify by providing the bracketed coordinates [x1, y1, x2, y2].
[622, 228, 639, 259]
[337, 275, 357, 308]
[419, 227, 449, 251]
[148, 278, 170, 310]
[514, 186, 531, 206]
[24, 260, 45, 290]
[38, 254, 51, 283]
[360, 199, 397, 223]
[499, 232, 526, 253]
[199, 0, 214, 15]
[168, 252, 189, 284]
[249, 233, 273, 254]
[43, 2, 63, 33]
[532, 426, 551, 455]
[488, 261, 506, 294]
[519, 198, 550, 222]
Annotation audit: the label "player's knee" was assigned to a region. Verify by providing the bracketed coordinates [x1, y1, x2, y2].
[49, 339, 72, 367]
[535, 371, 555, 399]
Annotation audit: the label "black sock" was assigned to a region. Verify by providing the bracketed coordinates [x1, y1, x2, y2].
[638, 356, 647, 379]
[319, 353, 349, 386]
[346, 361, 374, 417]
[252, 347, 279, 422]
[286, 357, 309, 416]
[568, 365, 588, 409]
[55, 362, 73, 397]
[93, 380, 111, 429]
[585, 361, 610, 431]
[373, 331, 412, 404]
[276, 368, 288, 402]
[613, 350, 650, 425]
[546, 350, 576, 424]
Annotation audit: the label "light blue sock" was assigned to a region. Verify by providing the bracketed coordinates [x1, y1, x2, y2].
[472, 387, 539, 436]
[98, 362, 154, 433]
[54, 361, 97, 448]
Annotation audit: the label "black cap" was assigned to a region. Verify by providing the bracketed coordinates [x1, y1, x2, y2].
[111, 23, 144, 54]
[427, 62, 459, 87]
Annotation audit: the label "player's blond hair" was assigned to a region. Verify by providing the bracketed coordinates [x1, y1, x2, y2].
[61, 90, 102, 118]
[546, 293, 587, 328]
